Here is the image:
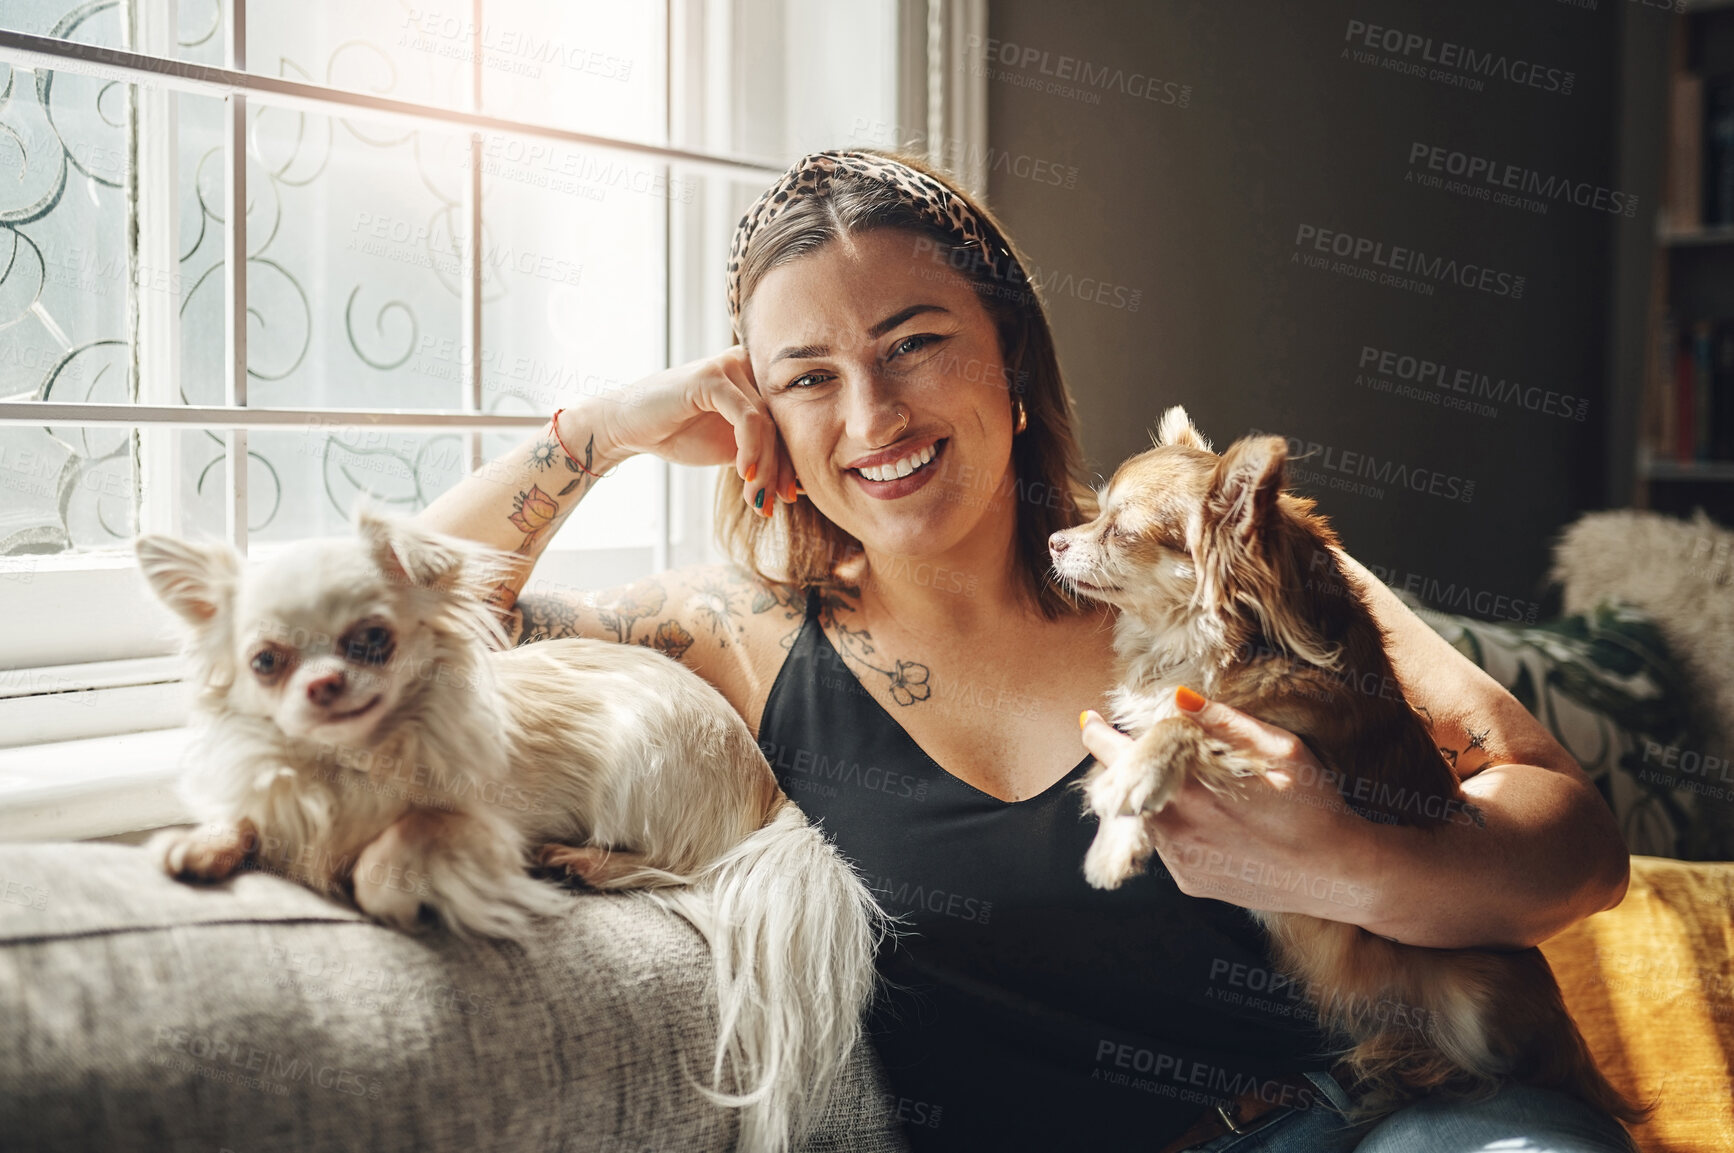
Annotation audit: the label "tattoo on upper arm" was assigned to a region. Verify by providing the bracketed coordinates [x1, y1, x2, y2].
[516, 594, 581, 645]
[513, 565, 935, 709]
[1416, 704, 1494, 779]
[651, 620, 695, 661]
[1413, 706, 1493, 825]
[1435, 742, 1496, 785]
[689, 575, 749, 647]
[597, 584, 667, 644]
[593, 581, 697, 661]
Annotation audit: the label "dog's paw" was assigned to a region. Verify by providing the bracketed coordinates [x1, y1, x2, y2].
[1124, 762, 1183, 815]
[1085, 754, 1178, 819]
[356, 813, 566, 938]
[1082, 815, 1151, 890]
[352, 824, 432, 932]
[1082, 760, 1137, 819]
[150, 819, 257, 882]
[1195, 739, 1268, 792]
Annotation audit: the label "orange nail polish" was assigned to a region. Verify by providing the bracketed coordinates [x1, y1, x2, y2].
[745, 463, 757, 484]
[1175, 685, 1207, 713]
[783, 481, 799, 502]
[1079, 710, 1090, 729]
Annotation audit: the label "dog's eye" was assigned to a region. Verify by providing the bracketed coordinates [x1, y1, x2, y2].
[250, 647, 288, 678]
[343, 625, 395, 666]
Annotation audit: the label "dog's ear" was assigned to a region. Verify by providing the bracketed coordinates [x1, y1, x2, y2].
[1153, 406, 1212, 452]
[135, 535, 240, 626]
[1200, 435, 1340, 668]
[355, 501, 468, 589]
[1207, 435, 1287, 542]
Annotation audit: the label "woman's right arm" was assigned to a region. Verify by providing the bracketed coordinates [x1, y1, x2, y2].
[412, 405, 622, 612]
[416, 346, 796, 617]
[413, 347, 803, 721]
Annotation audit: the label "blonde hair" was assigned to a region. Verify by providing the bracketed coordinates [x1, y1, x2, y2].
[715, 151, 1095, 619]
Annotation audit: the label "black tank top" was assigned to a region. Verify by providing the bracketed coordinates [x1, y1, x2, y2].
[756, 589, 1340, 1151]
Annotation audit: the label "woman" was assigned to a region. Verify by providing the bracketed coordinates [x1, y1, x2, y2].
[418, 151, 1636, 1152]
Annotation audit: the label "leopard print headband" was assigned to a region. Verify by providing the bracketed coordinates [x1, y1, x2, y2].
[725, 150, 1018, 339]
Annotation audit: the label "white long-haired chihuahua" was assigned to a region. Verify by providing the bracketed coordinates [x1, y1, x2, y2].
[135, 505, 885, 1152]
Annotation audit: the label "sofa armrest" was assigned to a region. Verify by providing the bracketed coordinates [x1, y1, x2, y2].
[0, 841, 909, 1153]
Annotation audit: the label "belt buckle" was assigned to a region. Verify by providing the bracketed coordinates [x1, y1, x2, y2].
[1214, 1101, 1245, 1135]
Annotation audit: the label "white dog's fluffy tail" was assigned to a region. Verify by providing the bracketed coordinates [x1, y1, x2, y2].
[652, 802, 888, 1153]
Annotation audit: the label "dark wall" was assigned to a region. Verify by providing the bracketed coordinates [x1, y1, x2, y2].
[985, 0, 1656, 620]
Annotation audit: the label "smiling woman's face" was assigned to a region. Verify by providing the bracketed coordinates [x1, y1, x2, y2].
[743, 228, 1017, 563]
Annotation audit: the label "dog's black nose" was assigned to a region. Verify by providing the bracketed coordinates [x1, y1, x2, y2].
[1049, 532, 1071, 555]
[306, 670, 347, 707]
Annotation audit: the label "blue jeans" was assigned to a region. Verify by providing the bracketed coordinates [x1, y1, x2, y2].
[1179, 1072, 1641, 1153]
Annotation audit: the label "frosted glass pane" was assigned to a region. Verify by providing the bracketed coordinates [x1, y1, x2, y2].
[0, 52, 135, 554]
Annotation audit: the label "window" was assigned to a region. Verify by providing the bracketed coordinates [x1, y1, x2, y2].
[0, 0, 981, 767]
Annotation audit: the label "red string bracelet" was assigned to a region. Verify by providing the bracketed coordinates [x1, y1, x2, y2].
[549, 409, 618, 479]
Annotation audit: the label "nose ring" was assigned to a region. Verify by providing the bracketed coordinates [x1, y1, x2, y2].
[876, 405, 910, 449]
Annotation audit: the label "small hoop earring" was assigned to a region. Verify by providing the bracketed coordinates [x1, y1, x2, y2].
[1013, 398, 1028, 435]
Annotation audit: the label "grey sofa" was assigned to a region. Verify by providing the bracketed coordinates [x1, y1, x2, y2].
[0, 841, 910, 1153]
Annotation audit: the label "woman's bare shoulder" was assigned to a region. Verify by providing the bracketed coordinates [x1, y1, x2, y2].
[509, 562, 827, 728]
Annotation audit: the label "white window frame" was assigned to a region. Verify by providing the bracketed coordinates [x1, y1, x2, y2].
[0, 4, 781, 732]
[0, 0, 985, 838]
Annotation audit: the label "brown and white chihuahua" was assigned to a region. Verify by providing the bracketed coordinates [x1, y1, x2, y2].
[136, 505, 883, 1153]
[1048, 407, 1644, 1123]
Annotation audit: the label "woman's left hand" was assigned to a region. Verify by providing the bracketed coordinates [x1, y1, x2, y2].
[1079, 692, 1387, 923]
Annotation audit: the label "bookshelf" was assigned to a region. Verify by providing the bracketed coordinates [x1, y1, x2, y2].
[1659, 224, 1734, 245]
[1641, 3, 1734, 520]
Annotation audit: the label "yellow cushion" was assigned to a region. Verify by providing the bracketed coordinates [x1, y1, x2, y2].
[1540, 854, 1734, 1152]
